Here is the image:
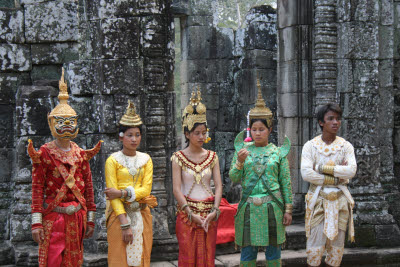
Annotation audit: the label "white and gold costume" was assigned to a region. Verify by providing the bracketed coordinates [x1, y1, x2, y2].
[301, 135, 357, 266]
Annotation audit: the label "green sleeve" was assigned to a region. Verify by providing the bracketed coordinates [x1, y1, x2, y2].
[278, 156, 293, 205]
[229, 150, 243, 184]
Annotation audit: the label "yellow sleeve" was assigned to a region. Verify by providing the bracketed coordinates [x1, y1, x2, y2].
[105, 156, 126, 216]
[135, 157, 153, 200]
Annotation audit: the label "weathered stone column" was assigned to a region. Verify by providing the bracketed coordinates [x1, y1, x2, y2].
[277, 0, 313, 215]
[314, 0, 338, 105]
[392, 0, 400, 227]
[336, 0, 400, 247]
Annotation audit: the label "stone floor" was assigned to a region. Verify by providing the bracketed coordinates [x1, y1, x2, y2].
[149, 247, 400, 267]
[2, 224, 400, 266]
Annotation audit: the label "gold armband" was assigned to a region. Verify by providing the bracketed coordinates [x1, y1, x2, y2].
[235, 160, 244, 170]
[32, 213, 42, 225]
[284, 204, 293, 214]
[323, 175, 336, 185]
[322, 165, 335, 176]
[87, 211, 96, 222]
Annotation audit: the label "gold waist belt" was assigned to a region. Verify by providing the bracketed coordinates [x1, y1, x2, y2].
[320, 190, 344, 201]
[124, 202, 147, 213]
[310, 185, 344, 201]
[44, 203, 82, 215]
[247, 191, 282, 206]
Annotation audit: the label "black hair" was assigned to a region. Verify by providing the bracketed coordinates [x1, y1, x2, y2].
[250, 118, 272, 129]
[183, 122, 207, 147]
[119, 125, 142, 135]
[316, 103, 342, 130]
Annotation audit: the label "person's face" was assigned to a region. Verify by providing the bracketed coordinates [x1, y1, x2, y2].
[119, 127, 141, 151]
[250, 120, 270, 146]
[319, 110, 341, 135]
[186, 124, 207, 148]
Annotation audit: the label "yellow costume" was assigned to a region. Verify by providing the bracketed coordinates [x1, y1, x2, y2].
[105, 101, 156, 267]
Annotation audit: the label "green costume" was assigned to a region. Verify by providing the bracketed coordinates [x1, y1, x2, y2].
[229, 131, 293, 247]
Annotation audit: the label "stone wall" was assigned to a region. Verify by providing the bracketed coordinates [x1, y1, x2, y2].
[0, 0, 81, 264]
[0, 0, 177, 264]
[174, 1, 278, 204]
[0, 0, 278, 264]
[278, 0, 400, 247]
[1, 0, 400, 265]
[392, 0, 400, 228]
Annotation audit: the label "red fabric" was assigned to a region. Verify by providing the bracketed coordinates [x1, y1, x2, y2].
[176, 196, 218, 267]
[41, 201, 86, 267]
[31, 141, 96, 214]
[29, 141, 98, 267]
[216, 198, 238, 244]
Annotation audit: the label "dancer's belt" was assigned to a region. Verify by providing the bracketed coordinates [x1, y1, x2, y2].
[319, 190, 344, 201]
[44, 203, 82, 215]
[310, 185, 344, 201]
[124, 202, 147, 213]
[247, 191, 282, 206]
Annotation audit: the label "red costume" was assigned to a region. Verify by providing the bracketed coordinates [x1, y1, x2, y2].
[28, 69, 102, 267]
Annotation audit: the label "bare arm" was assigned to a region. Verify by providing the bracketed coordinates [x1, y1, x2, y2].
[202, 158, 223, 232]
[172, 159, 204, 226]
[212, 159, 222, 208]
[172, 160, 190, 213]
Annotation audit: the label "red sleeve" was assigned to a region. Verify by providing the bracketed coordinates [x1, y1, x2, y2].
[31, 150, 46, 214]
[82, 159, 96, 212]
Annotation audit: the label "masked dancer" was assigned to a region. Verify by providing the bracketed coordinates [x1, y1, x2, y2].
[104, 100, 157, 267]
[171, 89, 223, 266]
[229, 79, 293, 267]
[28, 69, 102, 267]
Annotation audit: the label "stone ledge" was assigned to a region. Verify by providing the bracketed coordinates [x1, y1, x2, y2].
[151, 246, 400, 267]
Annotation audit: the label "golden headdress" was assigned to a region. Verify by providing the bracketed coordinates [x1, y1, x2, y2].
[48, 68, 77, 118]
[249, 77, 273, 127]
[182, 88, 207, 131]
[119, 100, 143, 127]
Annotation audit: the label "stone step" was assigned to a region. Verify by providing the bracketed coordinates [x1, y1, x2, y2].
[7, 245, 400, 266]
[151, 246, 400, 267]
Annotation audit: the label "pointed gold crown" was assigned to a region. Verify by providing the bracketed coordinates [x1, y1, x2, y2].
[48, 68, 77, 118]
[119, 100, 143, 127]
[249, 76, 273, 127]
[182, 87, 207, 131]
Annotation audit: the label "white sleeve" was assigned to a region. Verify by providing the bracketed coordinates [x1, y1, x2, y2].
[300, 141, 324, 185]
[334, 142, 357, 179]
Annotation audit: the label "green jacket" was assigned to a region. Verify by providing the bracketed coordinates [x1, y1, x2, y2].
[229, 131, 293, 246]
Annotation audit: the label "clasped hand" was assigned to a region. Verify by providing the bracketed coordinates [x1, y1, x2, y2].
[192, 210, 216, 233]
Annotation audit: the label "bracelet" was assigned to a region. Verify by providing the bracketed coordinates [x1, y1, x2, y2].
[235, 160, 244, 170]
[32, 213, 42, 225]
[181, 203, 189, 212]
[187, 210, 193, 222]
[120, 223, 131, 230]
[120, 189, 126, 200]
[322, 165, 335, 176]
[323, 175, 335, 185]
[87, 211, 95, 222]
[284, 204, 293, 214]
[210, 206, 221, 221]
[126, 189, 132, 199]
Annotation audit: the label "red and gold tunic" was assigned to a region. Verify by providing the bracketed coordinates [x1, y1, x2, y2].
[28, 140, 101, 267]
